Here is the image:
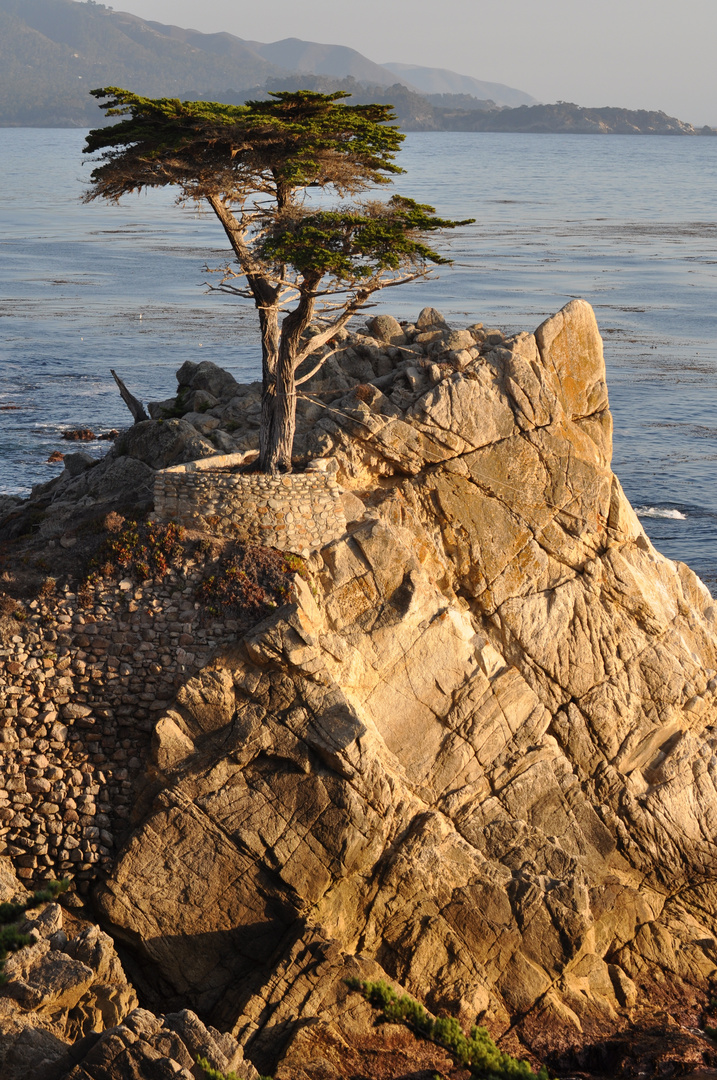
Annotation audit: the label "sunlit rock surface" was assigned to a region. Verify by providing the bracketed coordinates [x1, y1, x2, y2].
[4, 298, 717, 1079]
[92, 300, 717, 1075]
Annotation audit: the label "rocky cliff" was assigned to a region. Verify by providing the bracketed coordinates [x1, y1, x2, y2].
[3, 299, 717, 1079]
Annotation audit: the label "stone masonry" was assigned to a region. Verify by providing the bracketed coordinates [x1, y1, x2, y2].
[153, 454, 347, 556]
[0, 571, 238, 896]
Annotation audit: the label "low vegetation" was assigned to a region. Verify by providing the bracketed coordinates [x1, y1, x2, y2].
[81, 513, 307, 623]
[86, 515, 187, 582]
[198, 1057, 271, 1080]
[346, 978, 549, 1080]
[195, 544, 305, 619]
[196, 979, 548, 1080]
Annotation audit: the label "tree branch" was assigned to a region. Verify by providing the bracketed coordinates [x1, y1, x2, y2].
[295, 346, 341, 387]
[111, 369, 148, 424]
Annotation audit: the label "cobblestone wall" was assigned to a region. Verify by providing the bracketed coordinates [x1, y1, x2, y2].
[154, 456, 347, 556]
[0, 573, 237, 895]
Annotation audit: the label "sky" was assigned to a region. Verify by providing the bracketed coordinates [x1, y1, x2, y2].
[112, 0, 717, 125]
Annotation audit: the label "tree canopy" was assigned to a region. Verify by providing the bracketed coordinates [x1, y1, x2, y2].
[84, 88, 473, 471]
[84, 87, 404, 202]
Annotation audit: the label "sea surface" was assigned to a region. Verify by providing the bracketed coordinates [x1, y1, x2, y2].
[1, 129, 716, 593]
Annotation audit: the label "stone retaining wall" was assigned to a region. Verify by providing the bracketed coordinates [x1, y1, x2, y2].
[0, 574, 238, 895]
[153, 454, 347, 555]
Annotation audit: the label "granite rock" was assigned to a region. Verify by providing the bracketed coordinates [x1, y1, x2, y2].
[5, 300, 717, 1079]
[90, 300, 717, 1074]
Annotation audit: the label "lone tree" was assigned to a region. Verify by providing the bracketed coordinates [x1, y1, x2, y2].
[83, 88, 472, 473]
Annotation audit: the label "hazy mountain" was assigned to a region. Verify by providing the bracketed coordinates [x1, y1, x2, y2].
[0, 0, 280, 125]
[3, 0, 703, 135]
[248, 37, 399, 86]
[209, 74, 458, 132]
[383, 62, 538, 106]
[0, 0, 536, 126]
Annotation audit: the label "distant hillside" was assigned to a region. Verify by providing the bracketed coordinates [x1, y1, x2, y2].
[207, 75, 492, 132]
[450, 102, 706, 135]
[248, 37, 398, 86]
[195, 81, 710, 137]
[383, 62, 537, 107]
[0, 0, 710, 134]
[0, 0, 280, 125]
[0, 0, 534, 126]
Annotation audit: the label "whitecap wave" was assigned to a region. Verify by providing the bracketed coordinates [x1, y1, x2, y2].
[635, 506, 687, 520]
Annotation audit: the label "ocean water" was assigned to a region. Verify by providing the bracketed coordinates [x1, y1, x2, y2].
[1, 129, 716, 592]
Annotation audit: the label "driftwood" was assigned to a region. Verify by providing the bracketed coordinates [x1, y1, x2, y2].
[111, 369, 148, 424]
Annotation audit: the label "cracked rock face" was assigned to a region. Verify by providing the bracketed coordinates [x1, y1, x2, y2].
[86, 299, 717, 1075]
[0, 860, 257, 1080]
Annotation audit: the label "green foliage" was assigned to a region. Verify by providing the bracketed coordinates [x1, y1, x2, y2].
[84, 87, 404, 203]
[346, 978, 549, 1080]
[260, 195, 471, 281]
[0, 880, 69, 984]
[282, 553, 309, 579]
[196, 1059, 235, 1080]
[197, 1058, 272, 1080]
[83, 87, 471, 291]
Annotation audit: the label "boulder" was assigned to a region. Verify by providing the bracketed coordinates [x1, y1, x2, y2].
[66, 455, 154, 506]
[32, 455, 157, 538]
[535, 297, 608, 418]
[62, 452, 96, 478]
[147, 396, 179, 420]
[416, 306, 449, 330]
[444, 329, 476, 351]
[209, 429, 239, 454]
[181, 411, 221, 435]
[115, 418, 218, 470]
[176, 360, 241, 402]
[367, 314, 406, 345]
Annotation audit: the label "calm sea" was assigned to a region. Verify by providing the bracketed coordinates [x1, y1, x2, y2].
[1, 129, 716, 592]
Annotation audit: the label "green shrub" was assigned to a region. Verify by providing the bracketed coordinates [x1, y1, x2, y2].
[198, 1057, 272, 1080]
[345, 978, 549, 1080]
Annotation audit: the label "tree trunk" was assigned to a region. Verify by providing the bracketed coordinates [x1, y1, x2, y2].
[205, 195, 282, 460]
[259, 336, 297, 473]
[258, 275, 320, 474]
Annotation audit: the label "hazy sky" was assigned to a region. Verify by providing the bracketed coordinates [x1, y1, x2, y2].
[113, 0, 717, 125]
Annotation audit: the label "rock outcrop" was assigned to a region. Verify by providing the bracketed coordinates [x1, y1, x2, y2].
[0, 858, 258, 1080]
[4, 298, 717, 1078]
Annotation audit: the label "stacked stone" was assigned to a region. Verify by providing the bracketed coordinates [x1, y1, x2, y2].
[155, 470, 347, 556]
[0, 570, 238, 893]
